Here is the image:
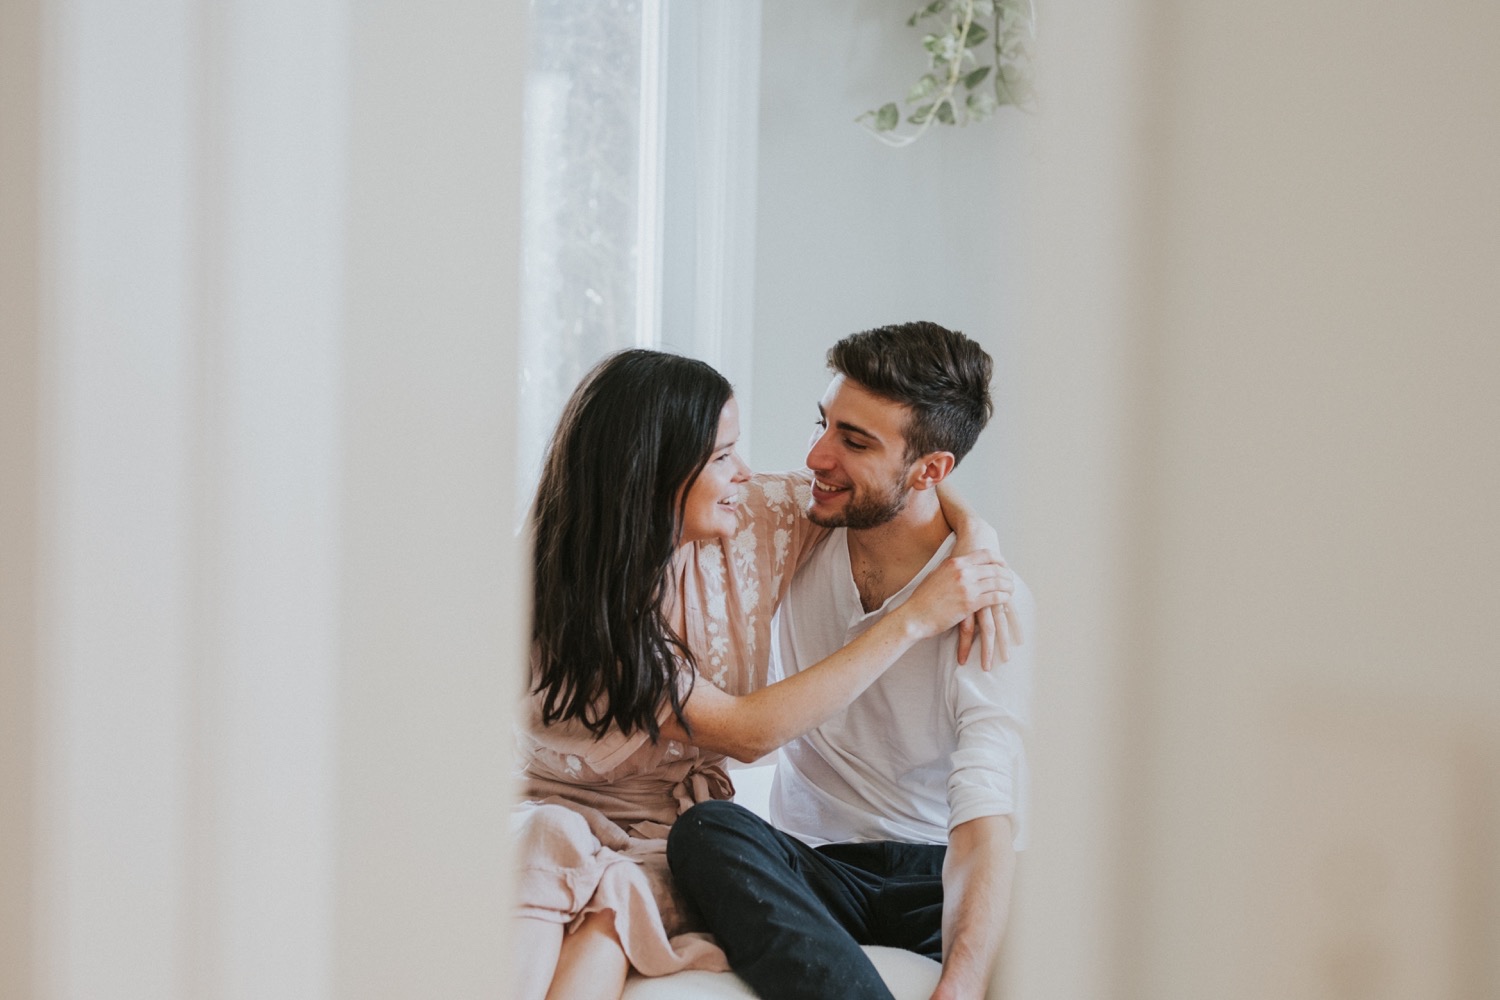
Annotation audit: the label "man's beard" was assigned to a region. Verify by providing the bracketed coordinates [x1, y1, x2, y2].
[807, 476, 908, 530]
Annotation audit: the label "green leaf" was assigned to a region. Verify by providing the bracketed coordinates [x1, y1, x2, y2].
[874, 102, 900, 131]
[962, 22, 989, 47]
[907, 74, 940, 102]
[935, 100, 956, 124]
[928, 31, 973, 67]
[993, 64, 1032, 107]
[966, 91, 998, 117]
[909, 102, 935, 125]
[908, 0, 947, 25]
[963, 65, 991, 90]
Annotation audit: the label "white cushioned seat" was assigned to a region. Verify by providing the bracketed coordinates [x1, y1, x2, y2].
[620, 946, 941, 999]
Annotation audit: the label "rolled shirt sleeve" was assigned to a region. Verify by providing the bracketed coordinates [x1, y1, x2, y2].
[946, 577, 1035, 849]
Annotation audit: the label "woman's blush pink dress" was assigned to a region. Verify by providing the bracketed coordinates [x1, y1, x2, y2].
[515, 472, 823, 976]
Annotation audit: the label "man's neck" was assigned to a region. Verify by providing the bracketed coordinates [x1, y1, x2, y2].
[845, 490, 952, 613]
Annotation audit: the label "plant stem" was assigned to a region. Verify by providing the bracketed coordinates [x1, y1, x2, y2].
[870, 0, 976, 148]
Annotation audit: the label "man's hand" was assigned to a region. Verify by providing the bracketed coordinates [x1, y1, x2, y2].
[929, 967, 988, 1000]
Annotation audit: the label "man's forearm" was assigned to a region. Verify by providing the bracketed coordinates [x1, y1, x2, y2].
[933, 815, 1015, 1000]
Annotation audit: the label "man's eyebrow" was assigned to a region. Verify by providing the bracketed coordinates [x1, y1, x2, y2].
[817, 403, 880, 443]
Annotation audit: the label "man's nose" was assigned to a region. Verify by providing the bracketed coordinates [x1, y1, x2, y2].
[805, 428, 833, 470]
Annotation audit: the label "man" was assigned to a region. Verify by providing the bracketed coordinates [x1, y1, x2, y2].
[667, 321, 1033, 1000]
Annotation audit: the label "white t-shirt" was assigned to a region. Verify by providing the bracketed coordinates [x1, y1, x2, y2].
[768, 530, 1033, 849]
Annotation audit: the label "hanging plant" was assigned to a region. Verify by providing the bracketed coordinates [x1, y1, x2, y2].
[858, 0, 1036, 147]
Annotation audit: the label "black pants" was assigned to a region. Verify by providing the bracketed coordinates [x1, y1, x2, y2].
[667, 800, 946, 1000]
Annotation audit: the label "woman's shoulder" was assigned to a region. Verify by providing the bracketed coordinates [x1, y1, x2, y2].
[726, 470, 817, 556]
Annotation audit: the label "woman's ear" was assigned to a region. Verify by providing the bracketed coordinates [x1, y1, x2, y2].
[908, 451, 956, 491]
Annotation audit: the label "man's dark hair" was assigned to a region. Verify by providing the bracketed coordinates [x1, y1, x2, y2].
[826, 320, 993, 464]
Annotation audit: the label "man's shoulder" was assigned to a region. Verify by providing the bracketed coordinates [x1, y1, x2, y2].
[1008, 571, 1037, 630]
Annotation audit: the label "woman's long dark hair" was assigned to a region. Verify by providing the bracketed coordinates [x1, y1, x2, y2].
[530, 349, 733, 740]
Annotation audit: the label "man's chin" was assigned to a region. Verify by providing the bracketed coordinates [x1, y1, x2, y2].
[806, 498, 847, 529]
[807, 509, 843, 529]
[807, 492, 906, 531]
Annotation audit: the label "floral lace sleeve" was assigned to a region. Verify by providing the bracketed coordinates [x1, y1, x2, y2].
[739, 470, 826, 600]
[679, 471, 827, 696]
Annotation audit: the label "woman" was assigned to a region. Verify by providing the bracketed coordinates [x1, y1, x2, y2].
[514, 350, 1009, 1000]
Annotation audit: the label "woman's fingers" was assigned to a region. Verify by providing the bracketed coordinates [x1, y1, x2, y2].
[946, 555, 1021, 664]
[963, 563, 1013, 597]
[912, 555, 1026, 652]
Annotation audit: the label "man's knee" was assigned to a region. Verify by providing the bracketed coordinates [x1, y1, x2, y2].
[667, 800, 764, 877]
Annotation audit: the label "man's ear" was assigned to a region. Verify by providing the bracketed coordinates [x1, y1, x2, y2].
[907, 451, 956, 491]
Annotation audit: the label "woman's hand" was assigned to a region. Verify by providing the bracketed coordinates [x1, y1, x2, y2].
[895, 551, 1013, 644]
[953, 546, 1026, 670]
[955, 547, 1003, 670]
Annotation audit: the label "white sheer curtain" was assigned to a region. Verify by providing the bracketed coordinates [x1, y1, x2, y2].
[520, 0, 653, 498]
[519, 0, 762, 500]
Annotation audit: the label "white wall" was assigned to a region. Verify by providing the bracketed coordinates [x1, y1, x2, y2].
[1010, 2, 1500, 1000]
[1, 3, 527, 999]
[749, 0, 1031, 543]
[0, 0, 43, 993]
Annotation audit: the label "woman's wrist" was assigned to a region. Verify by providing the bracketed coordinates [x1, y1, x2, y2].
[938, 485, 998, 555]
[884, 602, 932, 645]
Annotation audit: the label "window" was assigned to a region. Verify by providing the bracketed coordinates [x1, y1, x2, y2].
[519, 0, 761, 498]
